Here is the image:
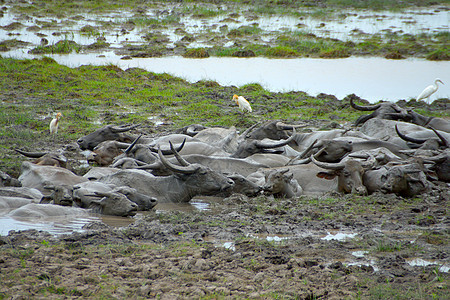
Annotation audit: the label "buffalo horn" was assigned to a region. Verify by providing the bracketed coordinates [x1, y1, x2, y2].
[275, 121, 307, 130]
[124, 134, 142, 154]
[255, 127, 296, 148]
[428, 126, 449, 148]
[169, 141, 190, 166]
[285, 139, 317, 166]
[149, 139, 186, 155]
[395, 125, 426, 144]
[110, 124, 140, 133]
[310, 151, 345, 170]
[239, 122, 260, 140]
[350, 97, 381, 111]
[186, 125, 203, 136]
[158, 145, 198, 174]
[15, 149, 47, 158]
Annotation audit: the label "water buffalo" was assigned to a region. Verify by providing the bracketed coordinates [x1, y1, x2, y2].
[396, 125, 448, 150]
[15, 149, 69, 169]
[0, 187, 43, 201]
[0, 197, 33, 210]
[75, 191, 138, 217]
[0, 170, 21, 187]
[7, 203, 89, 219]
[262, 169, 303, 198]
[99, 143, 234, 203]
[77, 124, 139, 150]
[221, 173, 262, 197]
[402, 109, 450, 133]
[311, 153, 372, 195]
[350, 96, 407, 126]
[41, 184, 74, 206]
[73, 181, 157, 211]
[363, 162, 431, 197]
[360, 119, 450, 149]
[244, 120, 307, 140]
[175, 124, 207, 136]
[18, 162, 88, 195]
[89, 137, 187, 166]
[231, 128, 297, 158]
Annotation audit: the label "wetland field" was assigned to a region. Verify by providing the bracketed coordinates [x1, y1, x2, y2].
[0, 0, 449, 299]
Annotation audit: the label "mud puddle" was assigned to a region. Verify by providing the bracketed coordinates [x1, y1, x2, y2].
[0, 197, 214, 236]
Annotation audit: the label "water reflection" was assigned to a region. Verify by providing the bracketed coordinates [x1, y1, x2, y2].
[0, 214, 101, 236]
[3, 50, 449, 103]
[407, 258, 450, 273]
[321, 231, 357, 241]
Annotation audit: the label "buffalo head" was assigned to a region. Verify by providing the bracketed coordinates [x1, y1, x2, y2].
[312, 152, 375, 195]
[231, 128, 296, 158]
[77, 124, 139, 150]
[158, 142, 234, 196]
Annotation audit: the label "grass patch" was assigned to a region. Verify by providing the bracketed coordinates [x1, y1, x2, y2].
[29, 39, 81, 55]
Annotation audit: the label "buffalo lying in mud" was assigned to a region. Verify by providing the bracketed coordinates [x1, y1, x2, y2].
[15, 149, 70, 169]
[99, 143, 234, 203]
[350, 96, 407, 126]
[350, 97, 450, 133]
[77, 124, 139, 150]
[6, 111, 448, 213]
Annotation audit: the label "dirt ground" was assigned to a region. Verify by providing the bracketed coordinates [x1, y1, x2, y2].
[0, 191, 448, 299]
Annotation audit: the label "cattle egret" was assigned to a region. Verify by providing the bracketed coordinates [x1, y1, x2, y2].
[49, 112, 62, 134]
[416, 78, 444, 104]
[232, 94, 252, 113]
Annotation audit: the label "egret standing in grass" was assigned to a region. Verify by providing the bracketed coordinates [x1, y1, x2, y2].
[50, 112, 62, 134]
[232, 94, 252, 113]
[416, 78, 444, 104]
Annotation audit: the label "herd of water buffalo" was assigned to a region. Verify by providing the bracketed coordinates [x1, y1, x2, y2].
[1, 98, 449, 218]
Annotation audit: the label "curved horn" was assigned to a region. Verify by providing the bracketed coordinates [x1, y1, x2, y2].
[15, 149, 47, 158]
[149, 138, 186, 155]
[310, 152, 345, 170]
[158, 145, 198, 174]
[285, 139, 317, 166]
[350, 97, 381, 111]
[169, 140, 190, 166]
[428, 126, 449, 148]
[186, 125, 203, 136]
[354, 114, 375, 126]
[255, 128, 296, 149]
[239, 122, 260, 140]
[275, 121, 307, 130]
[110, 124, 140, 133]
[125, 134, 142, 154]
[395, 125, 426, 144]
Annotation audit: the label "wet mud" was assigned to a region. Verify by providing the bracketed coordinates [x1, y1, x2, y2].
[0, 192, 448, 298]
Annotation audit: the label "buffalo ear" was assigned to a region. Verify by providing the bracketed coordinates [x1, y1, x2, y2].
[316, 172, 337, 180]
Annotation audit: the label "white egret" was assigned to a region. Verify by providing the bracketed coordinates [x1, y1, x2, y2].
[232, 94, 252, 113]
[416, 78, 444, 104]
[50, 112, 62, 134]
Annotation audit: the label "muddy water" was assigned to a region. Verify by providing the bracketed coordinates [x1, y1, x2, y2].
[0, 199, 211, 236]
[4, 50, 450, 103]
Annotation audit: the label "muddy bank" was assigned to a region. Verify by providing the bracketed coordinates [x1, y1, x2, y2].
[1, 193, 448, 298]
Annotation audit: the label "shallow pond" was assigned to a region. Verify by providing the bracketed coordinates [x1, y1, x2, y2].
[1, 5, 448, 46]
[4, 50, 450, 103]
